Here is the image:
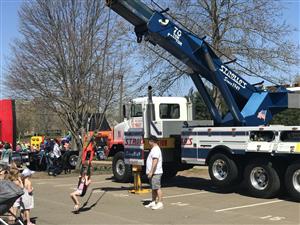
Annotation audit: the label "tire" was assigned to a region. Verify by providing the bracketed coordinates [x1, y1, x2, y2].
[208, 153, 239, 187]
[285, 160, 300, 202]
[244, 159, 280, 198]
[112, 151, 132, 182]
[68, 154, 78, 169]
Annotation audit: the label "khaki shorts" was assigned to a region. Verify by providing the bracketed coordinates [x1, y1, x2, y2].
[150, 174, 162, 190]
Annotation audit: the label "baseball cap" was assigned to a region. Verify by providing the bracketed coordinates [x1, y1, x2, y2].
[21, 168, 35, 177]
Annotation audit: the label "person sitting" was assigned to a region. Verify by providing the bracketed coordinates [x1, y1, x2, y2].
[6, 163, 23, 224]
[0, 161, 9, 180]
[70, 168, 91, 212]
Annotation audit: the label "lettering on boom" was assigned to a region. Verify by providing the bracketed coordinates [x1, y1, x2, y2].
[219, 65, 247, 91]
[167, 26, 183, 46]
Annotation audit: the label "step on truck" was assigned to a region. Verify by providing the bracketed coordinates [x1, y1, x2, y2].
[105, 0, 300, 201]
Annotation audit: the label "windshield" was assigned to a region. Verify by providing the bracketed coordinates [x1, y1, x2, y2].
[130, 104, 142, 117]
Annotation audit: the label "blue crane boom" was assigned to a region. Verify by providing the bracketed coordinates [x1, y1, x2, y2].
[106, 0, 299, 126]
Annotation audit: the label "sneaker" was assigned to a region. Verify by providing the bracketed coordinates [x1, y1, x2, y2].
[152, 202, 163, 210]
[144, 201, 156, 208]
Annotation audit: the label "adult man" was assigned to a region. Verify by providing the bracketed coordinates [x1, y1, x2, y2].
[145, 135, 163, 210]
[53, 139, 62, 159]
[52, 139, 62, 176]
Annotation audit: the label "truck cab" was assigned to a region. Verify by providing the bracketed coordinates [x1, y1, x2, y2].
[113, 96, 193, 143]
[110, 96, 194, 182]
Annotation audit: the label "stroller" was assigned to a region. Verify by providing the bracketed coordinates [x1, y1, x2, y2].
[0, 180, 24, 225]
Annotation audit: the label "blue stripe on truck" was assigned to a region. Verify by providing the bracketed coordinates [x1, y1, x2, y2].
[181, 147, 245, 160]
[181, 148, 210, 158]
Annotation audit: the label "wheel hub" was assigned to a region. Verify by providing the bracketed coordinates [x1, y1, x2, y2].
[69, 155, 78, 167]
[250, 167, 269, 190]
[116, 159, 125, 176]
[292, 169, 300, 192]
[212, 159, 228, 181]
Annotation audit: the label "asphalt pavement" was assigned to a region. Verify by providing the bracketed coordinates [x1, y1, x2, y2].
[27, 169, 299, 225]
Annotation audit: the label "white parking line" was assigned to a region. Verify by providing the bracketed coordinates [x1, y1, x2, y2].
[53, 180, 111, 187]
[215, 200, 284, 212]
[170, 202, 190, 206]
[164, 191, 209, 199]
[142, 191, 208, 202]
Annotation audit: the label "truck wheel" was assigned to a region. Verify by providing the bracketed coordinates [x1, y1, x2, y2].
[112, 151, 132, 182]
[285, 160, 300, 202]
[68, 154, 78, 168]
[244, 159, 280, 198]
[208, 153, 238, 187]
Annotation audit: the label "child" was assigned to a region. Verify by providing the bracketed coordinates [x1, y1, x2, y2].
[70, 169, 91, 211]
[0, 161, 9, 180]
[20, 168, 35, 225]
[6, 163, 23, 224]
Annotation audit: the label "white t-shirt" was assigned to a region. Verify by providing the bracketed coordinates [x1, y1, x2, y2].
[146, 145, 163, 175]
[53, 143, 61, 158]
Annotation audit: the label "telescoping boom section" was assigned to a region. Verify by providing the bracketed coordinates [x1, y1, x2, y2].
[106, 0, 300, 126]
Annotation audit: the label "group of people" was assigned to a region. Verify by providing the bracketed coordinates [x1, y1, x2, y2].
[45, 138, 76, 176]
[0, 162, 35, 225]
[0, 141, 32, 154]
[0, 133, 164, 225]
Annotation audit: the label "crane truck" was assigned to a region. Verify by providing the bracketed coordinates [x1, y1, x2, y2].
[105, 0, 300, 201]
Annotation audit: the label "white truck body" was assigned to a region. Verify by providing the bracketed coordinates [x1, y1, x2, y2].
[181, 126, 300, 165]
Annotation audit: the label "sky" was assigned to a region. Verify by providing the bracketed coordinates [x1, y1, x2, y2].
[0, 0, 299, 99]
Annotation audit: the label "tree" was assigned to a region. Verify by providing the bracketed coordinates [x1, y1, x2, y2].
[294, 75, 300, 86]
[15, 99, 66, 138]
[193, 92, 211, 120]
[271, 109, 300, 126]
[5, 0, 131, 167]
[136, 0, 298, 113]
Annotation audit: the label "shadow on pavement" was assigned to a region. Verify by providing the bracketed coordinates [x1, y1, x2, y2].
[162, 175, 296, 202]
[100, 186, 133, 192]
[73, 188, 106, 214]
[162, 175, 238, 194]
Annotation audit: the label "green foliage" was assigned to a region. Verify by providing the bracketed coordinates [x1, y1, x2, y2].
[193, 92, 211, 120]
[192, 90, 228, 120]
[271, 109, 300, 126]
